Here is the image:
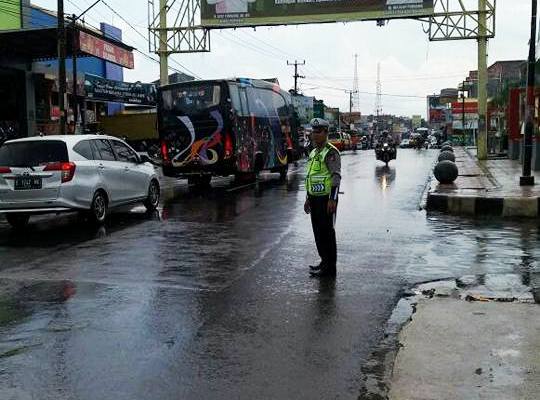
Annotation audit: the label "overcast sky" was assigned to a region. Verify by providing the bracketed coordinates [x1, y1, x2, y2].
[33, 0, 531, 118]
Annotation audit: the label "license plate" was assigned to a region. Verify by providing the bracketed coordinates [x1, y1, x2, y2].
[14, 176, 42, 190]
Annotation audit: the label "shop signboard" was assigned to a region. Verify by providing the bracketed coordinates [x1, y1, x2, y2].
[291, 95, 314, 124]
[0, 0, 21, 30]
[451, 100, 478, 115]
[84, 75, 157, 106]
[429, 108, 445, 124]
[313, 100, 325, 119]
[79, 31, 135, 69]
[412, 114, 422, 129]
[201, 0, 434, 28]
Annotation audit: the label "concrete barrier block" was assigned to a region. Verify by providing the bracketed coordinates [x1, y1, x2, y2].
[448, 196, 476, 215]
[426, 194, 448, 212]
[475, 198, 504, 216]
[503, 197, 539, 217]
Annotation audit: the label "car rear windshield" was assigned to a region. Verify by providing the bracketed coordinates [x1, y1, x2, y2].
[0, 141, 69, 167]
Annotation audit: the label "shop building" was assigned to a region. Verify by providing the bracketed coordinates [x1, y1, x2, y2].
[0, 1, 134, 138]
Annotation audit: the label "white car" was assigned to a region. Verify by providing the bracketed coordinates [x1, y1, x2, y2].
[0, 135, 160, 228]
[399, 139, 410, 148]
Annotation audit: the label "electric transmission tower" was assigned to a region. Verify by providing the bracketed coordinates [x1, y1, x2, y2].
[375, 62, 382, 119]
[352, 54, 360, 114]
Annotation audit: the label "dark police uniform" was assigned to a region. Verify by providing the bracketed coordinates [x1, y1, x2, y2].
[306, 141, 341, 276]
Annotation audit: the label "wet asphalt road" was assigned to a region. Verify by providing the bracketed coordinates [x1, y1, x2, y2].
[0, 149, 539, 400]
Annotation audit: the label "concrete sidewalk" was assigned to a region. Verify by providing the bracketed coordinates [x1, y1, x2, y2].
[388, 276, 540, 400]
[426, 147, 540, 217]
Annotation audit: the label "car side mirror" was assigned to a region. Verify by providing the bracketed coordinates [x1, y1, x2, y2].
[139, 154, 151, 164]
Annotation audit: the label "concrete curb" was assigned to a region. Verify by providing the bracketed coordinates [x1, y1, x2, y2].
[427, 147, 540, 218]
[388, 275, 539, 400]
[426, 193, 540, 217]
[359, 274, 539, 399]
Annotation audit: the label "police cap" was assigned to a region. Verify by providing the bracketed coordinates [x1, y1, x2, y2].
[310, 118, 330, 129]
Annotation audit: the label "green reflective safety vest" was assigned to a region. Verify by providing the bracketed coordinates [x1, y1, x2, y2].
[306, 142, 339, 196]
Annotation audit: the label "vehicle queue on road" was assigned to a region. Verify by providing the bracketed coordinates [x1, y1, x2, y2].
[0, 77, 438, 229]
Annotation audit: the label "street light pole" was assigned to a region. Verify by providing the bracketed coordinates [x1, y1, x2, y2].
[57, 0, 67, 135]
[461, 82, 466, 142]
[521, 0, 537, 186]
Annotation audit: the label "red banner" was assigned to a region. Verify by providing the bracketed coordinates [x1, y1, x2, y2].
[429, 109, 445, 123]
[451, 101, 478, 114]
[79, 31, 134, 69]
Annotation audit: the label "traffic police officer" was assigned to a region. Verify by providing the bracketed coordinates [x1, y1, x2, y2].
[304, 118, 341, 278]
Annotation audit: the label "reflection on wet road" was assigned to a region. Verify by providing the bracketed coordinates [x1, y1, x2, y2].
[0, 150, 538, 399]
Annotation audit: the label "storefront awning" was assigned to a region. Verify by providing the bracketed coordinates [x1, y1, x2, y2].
[0, 26, 135, 69]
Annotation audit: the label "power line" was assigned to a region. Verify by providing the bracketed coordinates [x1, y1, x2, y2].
[217, 31, 287, 62]
[7, 0, 200, 80]
[99, 0, 201, 78]
[239, 29, 299, 59]
[302, 81, 427, 99]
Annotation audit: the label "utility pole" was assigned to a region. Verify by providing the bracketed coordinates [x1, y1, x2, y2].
[477, 0, 488, 160]
[521, 0, 537, 186]
[159, 0, 169, 86]
[287, 60, 305, 95]
[57, 0, 67, 135]
[63, 1, 101, 134]
[72, 14, 78, 132]
[345, 90, 356, 127]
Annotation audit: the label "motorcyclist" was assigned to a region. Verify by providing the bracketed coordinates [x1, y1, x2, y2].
[381, 131, 395, 147]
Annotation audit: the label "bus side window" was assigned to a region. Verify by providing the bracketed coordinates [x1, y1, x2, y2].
[271, 91, 288, 119]
[229, 84, 242, 115]
[239, 87, 249, 116]
[230, 84, 249, 116]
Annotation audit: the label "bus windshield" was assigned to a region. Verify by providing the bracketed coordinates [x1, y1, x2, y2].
[161, 83, 222, 115]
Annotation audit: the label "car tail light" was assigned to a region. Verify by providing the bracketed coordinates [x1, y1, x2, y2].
[0, 167, 11, 173]
[224, 133, 233, 158]
[44, 162, 76, 183]
[161, 141, 171, 164]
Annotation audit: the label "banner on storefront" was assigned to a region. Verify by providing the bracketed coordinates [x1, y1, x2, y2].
[84, 75, 157, 105]
[79, 31, 134, 69]
[451, 101, 478, 114]
[201, 0, 433, 27]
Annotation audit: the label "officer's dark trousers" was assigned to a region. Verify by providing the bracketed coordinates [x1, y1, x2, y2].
[309, 195, 337, 272]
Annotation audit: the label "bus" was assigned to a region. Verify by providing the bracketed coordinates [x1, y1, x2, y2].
[157, 78, 299, 186]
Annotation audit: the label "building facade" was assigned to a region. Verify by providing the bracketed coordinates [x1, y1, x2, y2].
[0, 2, 131, 137]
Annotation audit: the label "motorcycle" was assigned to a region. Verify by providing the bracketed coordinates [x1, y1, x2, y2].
[375, 142, 397, 166]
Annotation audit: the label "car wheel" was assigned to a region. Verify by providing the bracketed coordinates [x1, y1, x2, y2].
[6, 214, 29, 230]
[89, 191, 108, 225]
[144, 180, 160, 211]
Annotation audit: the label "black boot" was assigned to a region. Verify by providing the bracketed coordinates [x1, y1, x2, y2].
[309, 262, 324, 271]
[309, 266, 336, 278]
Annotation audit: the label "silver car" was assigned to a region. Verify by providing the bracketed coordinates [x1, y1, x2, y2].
[0, 135, 160, 228]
